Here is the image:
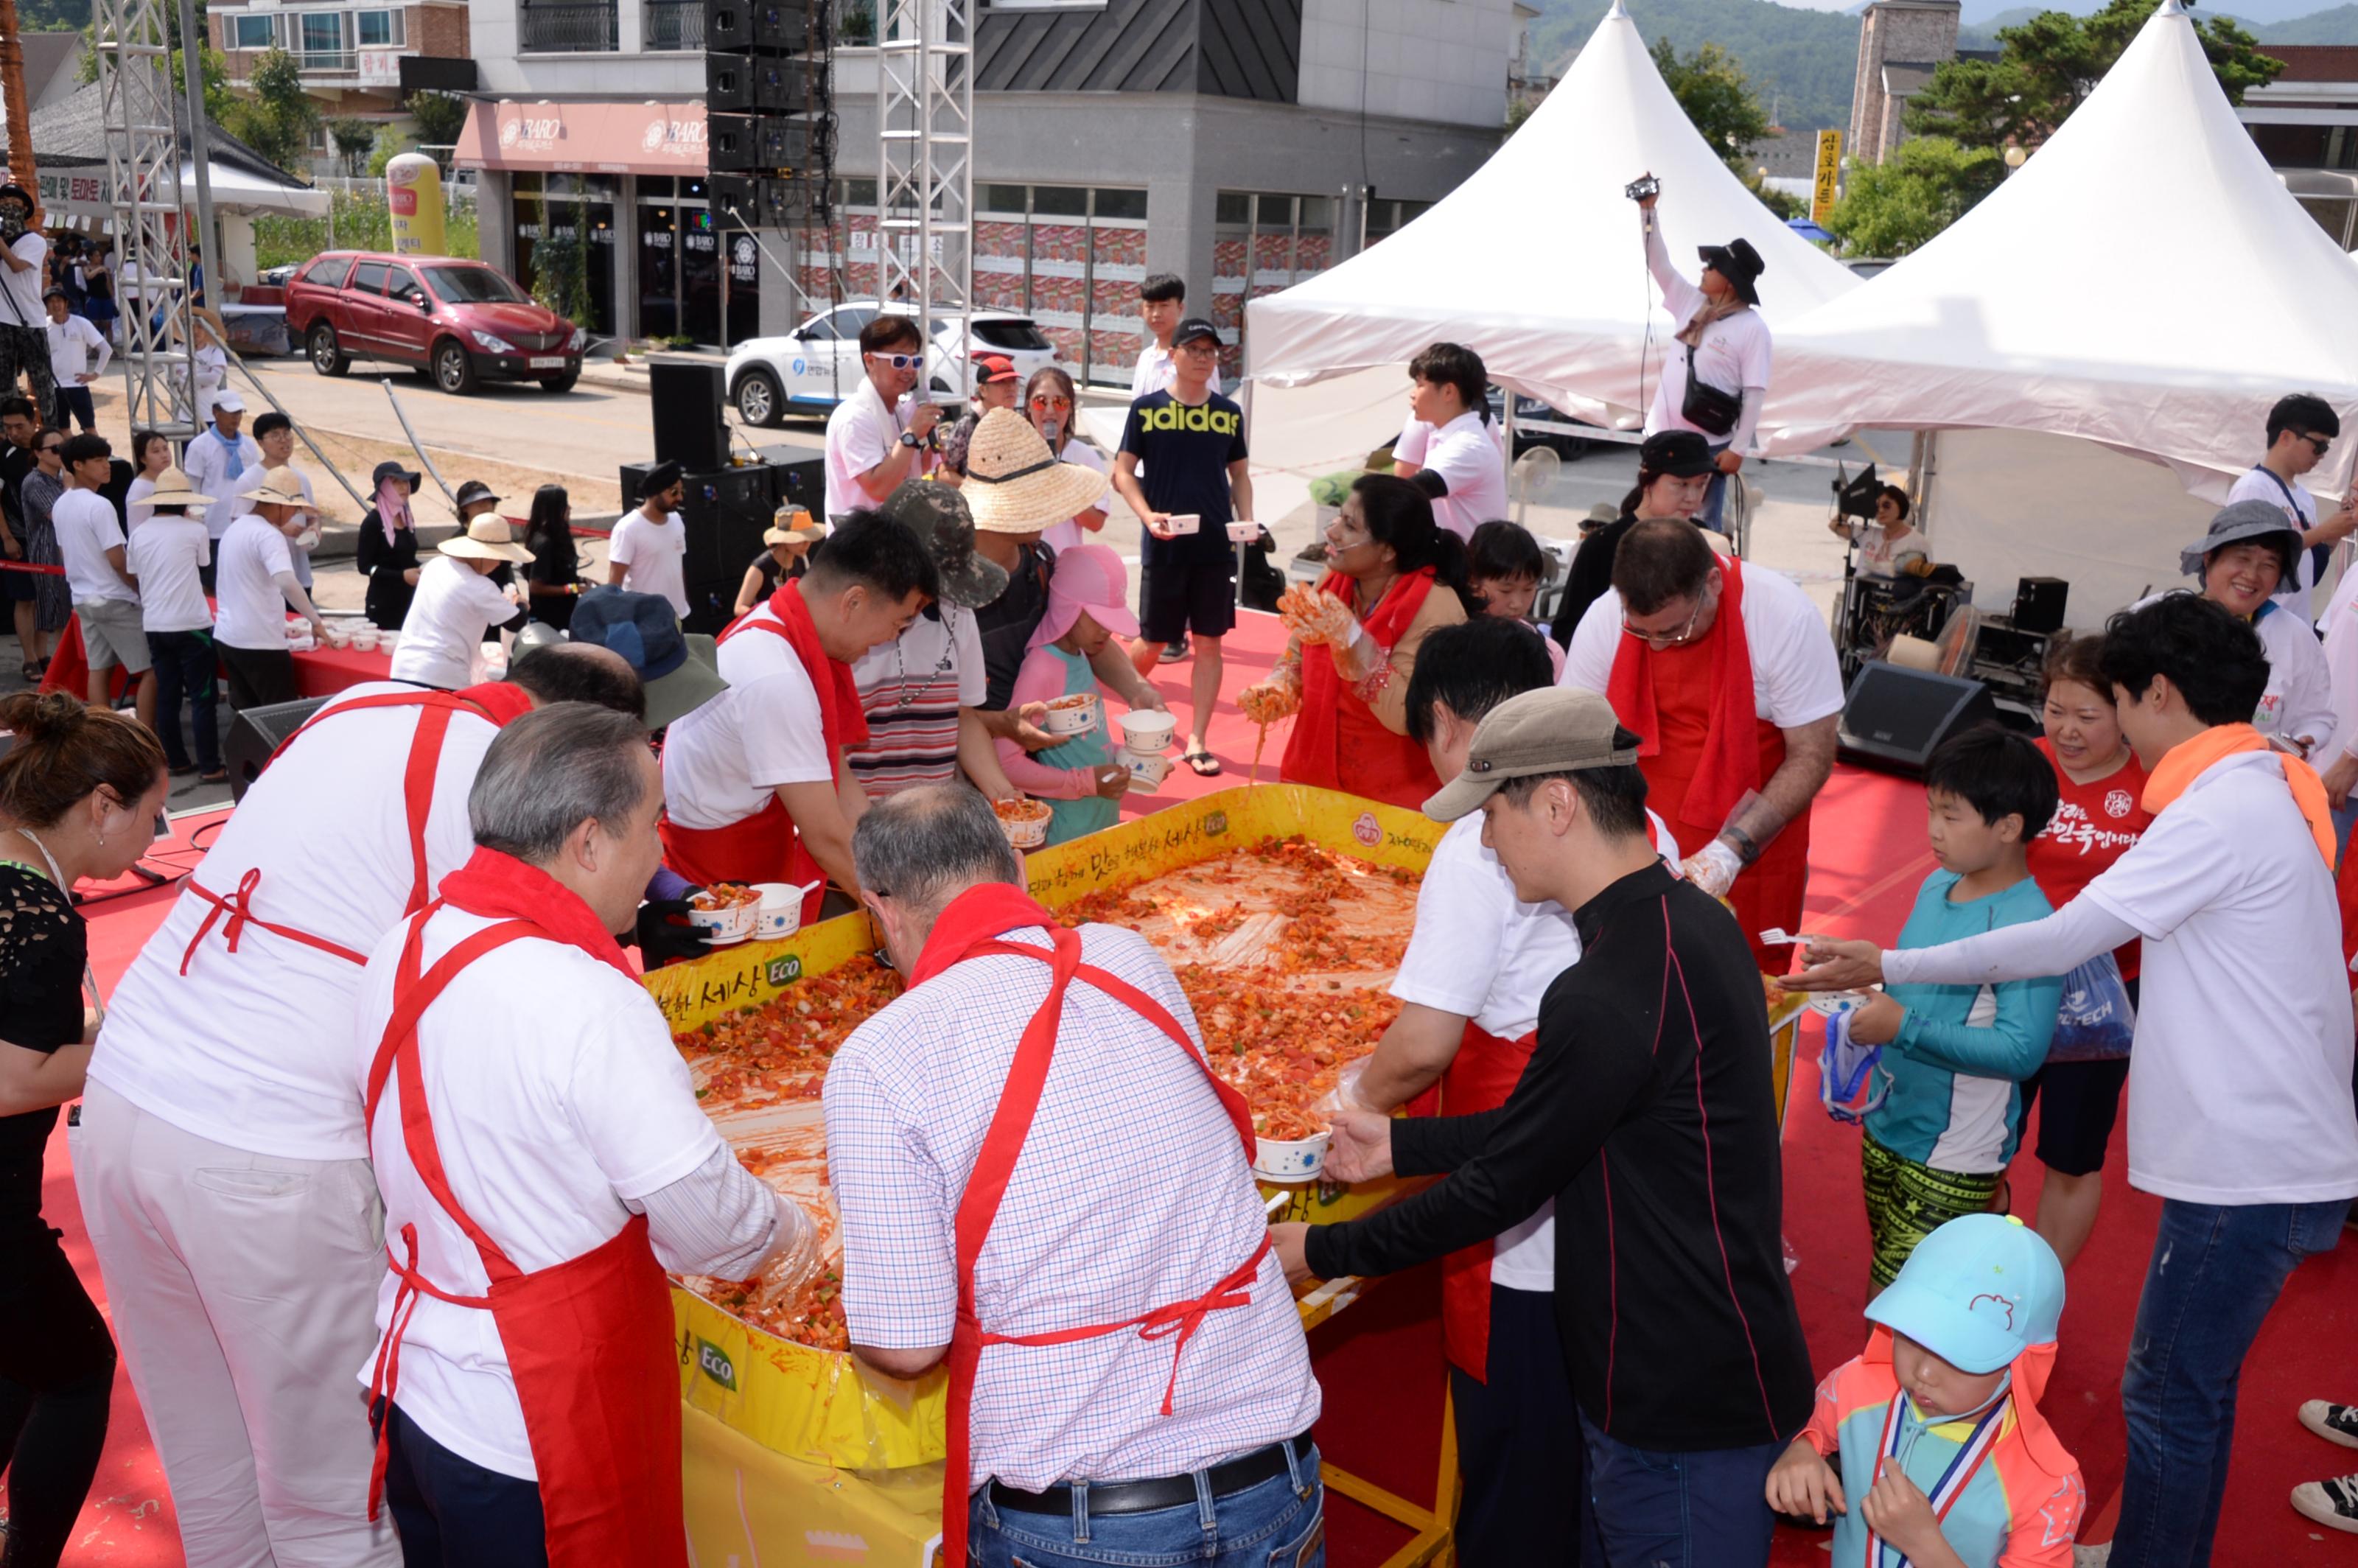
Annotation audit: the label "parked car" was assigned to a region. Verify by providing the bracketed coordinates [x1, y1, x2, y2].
[284, 251, 586, 394]
[726, 301, 1059, 427]
[1488, 388, 1597, 461]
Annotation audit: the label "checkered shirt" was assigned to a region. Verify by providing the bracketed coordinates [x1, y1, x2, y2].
[822, 921, 1322, 1492]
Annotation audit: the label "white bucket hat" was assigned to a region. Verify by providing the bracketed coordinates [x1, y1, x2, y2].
[440, 514, 536, 565]
[959, 407, 1110, 535]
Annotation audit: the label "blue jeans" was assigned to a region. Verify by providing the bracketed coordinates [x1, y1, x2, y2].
[2110, 1197, 2351, 1568]
[968, 1441, 1324, 1567]
[1697, 444, 1732, 531]
[382, 1401, 548, 1567]
[1579, 1413, 1780, 1568]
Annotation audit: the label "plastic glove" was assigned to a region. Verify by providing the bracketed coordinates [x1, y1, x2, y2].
[1312, 1060, 1371, 1119]
[1238, 665, 1304, 724]
[1682, 838, 1744, 898]
[632, 894, 716, 966]
[747, 1192, 825, 1308]
[1280, 585, 1358, 646]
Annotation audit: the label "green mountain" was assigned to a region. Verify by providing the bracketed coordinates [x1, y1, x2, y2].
[2250, 4, 2358, 39]
[1530, 0, 1865, 130]
[19, 0, 93, 27]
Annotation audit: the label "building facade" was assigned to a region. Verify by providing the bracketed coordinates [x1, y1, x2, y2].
[1847, 0, 1969, 167]
[2242, 44, 2358, 250]
[208, 0, 475, 178]
[457, 0, 1514, 369]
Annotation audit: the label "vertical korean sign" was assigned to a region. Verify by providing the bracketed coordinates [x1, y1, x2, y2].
[1811, 130, 1843, 225]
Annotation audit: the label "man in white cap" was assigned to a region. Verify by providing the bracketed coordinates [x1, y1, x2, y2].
[393, 515, 533, 690]
[214, 466, 328, 709]
[77, 643, 666, 1568]
[178, 388, 259, 554]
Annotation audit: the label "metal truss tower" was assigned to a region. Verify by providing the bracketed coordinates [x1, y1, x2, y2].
[875, 0, 973, 394]
[95, 0, 198, 439]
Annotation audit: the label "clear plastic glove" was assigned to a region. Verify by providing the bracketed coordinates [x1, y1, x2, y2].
[1280, 585, 1358, 646]
[1311, 1060, 1370, 1119]
[746, 1192, 825, 1310]
[1682, 837, 1744, 898]
[1238, 665, 1304, 724]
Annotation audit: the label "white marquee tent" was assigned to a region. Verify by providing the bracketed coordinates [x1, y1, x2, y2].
[1763, 0, 2358, 622]
[1240, 0, 1858, 469]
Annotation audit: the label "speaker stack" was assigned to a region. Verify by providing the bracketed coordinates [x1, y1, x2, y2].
[705, 0, 834, 235]
[1836, 663, 2002, 777]
[620, 456, 827, 634]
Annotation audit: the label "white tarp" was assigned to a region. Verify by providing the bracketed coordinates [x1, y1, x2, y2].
[1242, 0, 1858, 438]
[1766, 0, 2358, 501]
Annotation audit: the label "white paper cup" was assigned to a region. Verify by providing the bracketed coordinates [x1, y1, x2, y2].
[1253, 1130, 1332, 1181]
[1226, 520, 1261, 544]
[1120, 710, 1177, 754]
[1808, 988, 1878, 1018]
[1042, 693, 1100, 736]
[1161, 513, 1201, 536]
[996, 800, 1052, 848]
[1123, 753, 1173, 793]
[686, 897, 760, 945]
[349, 626, 380, 651]
[749, 883, 805, 941]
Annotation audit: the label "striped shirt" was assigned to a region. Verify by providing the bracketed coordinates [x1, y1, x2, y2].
[847, 607, 986, 797]
[822, 920, 1321, 1491]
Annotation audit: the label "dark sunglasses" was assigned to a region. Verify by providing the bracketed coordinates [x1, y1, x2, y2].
[2298, 431, 2333, 458]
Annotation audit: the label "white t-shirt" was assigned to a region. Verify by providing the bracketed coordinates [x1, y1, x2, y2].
[0, 233, 46, 330]
[124, 475, 159, 531]
[1560, 559, 1847, 729]
[609, 509, 688, 617]
[391, 556, 517, 690]
[1131, 343, 1221, 400]
[1851, 522, 1928, 580]
[89, 684, 499, 1161]
[1396, 410, 1508, 542]
[2132, 591, 2336, 758]
[45, 311, 108, 384]
[354, 906, 730, 1480]
[1040, 441, 1109, 555]
[2076, 751, 2358, 1205]
[213, 514, 298, 650]
[230, 461, 317, 587]
[180, 426, 260, 541]
[660, 602, 834, 828]
[822, 377, 913, 527]
[125, 514, 212, 633]
[52, 488, 134, 606]
[2226, 466, 2321, 603]
[1644, 249, 1773, 444]
[2321, 564, 2358, 765]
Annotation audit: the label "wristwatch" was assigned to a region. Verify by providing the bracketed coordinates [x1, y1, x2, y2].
[898, 430, 923, 449]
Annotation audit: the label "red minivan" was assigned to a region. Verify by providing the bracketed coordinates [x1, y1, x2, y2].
[286, 252, 585, 395]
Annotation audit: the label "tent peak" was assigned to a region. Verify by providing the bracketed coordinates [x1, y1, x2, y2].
[2155, 0, 2188, 15]
[1606, 0, 1630, 16]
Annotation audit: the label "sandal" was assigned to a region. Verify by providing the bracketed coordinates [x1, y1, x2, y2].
[198, 769, 229, 785]
[18, 663, 35, 683]
[1183, 750, 1222, 777]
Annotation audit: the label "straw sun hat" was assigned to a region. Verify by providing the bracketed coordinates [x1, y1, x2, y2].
[959, 407, 1109, 534]
[440, 514, 536, 566]
[144, 468, 214, 509]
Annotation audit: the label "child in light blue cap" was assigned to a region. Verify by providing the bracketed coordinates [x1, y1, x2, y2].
[1766, 1214, 2085, 1567]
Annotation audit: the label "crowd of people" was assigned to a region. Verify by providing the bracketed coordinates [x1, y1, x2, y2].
[0, 173, 2352, 1568]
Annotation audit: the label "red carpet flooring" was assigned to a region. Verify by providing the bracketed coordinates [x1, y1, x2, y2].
[32, 620, 2358, 1564]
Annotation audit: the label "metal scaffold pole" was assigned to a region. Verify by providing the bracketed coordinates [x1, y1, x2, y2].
[876, 0, 973, 397]
[96, 0, 199, 442]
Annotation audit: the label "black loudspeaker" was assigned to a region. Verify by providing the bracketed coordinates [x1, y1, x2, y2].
[2013, 576, 2068, 635]
[707, 53, 814, 112]
[707, 0, 814, 52]
[647, 359, 729, 474]
[771, 456, 824, 519]
[223, 696, 333, 802]
[709, 115, 823, 173]
[1836, 662, 2001, 777]
[677, 464, 781, 634]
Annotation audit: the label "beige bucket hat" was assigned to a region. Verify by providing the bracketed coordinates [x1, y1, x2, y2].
[237, 466, 311, 508]
[144, 468, 214, 509]
[439, 514, 536, 565]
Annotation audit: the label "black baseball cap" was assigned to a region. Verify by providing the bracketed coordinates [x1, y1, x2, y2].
[1173, 317, 1222, 349]
[1640, 429, 1716, 478]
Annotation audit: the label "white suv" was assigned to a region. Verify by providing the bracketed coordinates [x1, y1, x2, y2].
[726, 301, 1060, 426]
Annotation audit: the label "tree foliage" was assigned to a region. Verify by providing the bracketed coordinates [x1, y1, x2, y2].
[405, 91, 470, 158]
[1651, 37, 1773, 161]
[223, 46, 319, 173]
[1906, 0, 2283, 150]
[1825, 136, 2007, 257]
[328, 117, 378, 175]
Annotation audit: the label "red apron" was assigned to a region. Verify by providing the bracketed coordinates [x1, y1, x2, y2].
[918, 885, 1276, 1568]
[1281, 567, 1443, 811]
[660, 587, 868, 926]
[1434, 1021, 1539, 1382]
[177, 687, 528, 975]
[360, 903, 685, 1567]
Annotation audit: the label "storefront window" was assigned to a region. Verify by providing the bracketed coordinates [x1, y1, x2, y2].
[965, 183, 1149, 385]
[1212, 189, 1346, 383]
[514, 172, 619, 338]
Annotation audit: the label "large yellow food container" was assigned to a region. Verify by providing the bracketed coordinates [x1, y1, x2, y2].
[651, 784, 1442, 1476]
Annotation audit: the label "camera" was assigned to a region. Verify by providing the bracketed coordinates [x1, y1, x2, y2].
[1624, 174, 1660, 203]
[1833, 463, 1883, 522]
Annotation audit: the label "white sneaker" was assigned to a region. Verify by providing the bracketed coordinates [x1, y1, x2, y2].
[2292, 1474, 2358, 1535]
[2300, 1399, 2358, 1451]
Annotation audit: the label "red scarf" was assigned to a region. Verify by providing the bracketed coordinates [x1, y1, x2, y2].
[453, 681, 536, 728]
[910, 882, 1060, 985]
[729, 582, 872, 755]
[1286, 566, 1437, 781]
[436, 846, 636, 978]
[1605, 554, 1760, 830]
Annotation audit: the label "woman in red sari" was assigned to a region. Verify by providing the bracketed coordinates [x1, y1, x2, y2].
[1240, 475, 1473, 810]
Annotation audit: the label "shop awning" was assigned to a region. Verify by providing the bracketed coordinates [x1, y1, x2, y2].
[455, 100, 707, 176]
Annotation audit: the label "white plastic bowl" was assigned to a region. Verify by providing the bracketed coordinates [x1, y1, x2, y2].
[1226, 521, 1261, 544]
[1808, 987, 1878, 1018]
[686, 895, 760, 945]
[1120, 710, 1177, 754]
[349, 626, 380, 651]
[1042, 693, 1100, 737]
[996, 801, 1052, 848]
[1123, 753, 1173, 793]
[749, 882, 805, 941]
[1161, 513, 1201, 536]
[1253, 1130, 1332, 1181]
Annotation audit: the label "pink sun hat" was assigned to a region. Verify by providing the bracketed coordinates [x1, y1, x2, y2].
[1028, 542, 1141, 651]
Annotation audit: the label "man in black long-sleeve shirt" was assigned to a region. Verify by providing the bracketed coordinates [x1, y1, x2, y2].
[1275, 685, 1812, 1568]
